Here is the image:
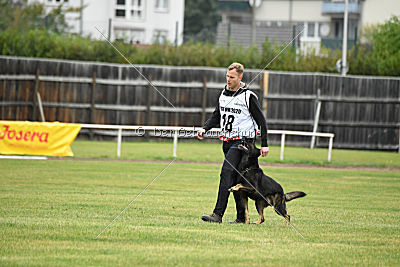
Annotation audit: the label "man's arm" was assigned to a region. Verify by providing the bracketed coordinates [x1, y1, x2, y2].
[198, 102, 220, 140]
[249, 94, 269, 156]
[204, 102, 221, 131]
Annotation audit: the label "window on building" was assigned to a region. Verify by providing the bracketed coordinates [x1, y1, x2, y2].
[153, 30, 168, 44]
[303, 22, 320, 39]
[131, 29, 145, 43]
[115, 9, 126, 17]
[117, 0, 126, 5]
[114, 29, 124, 42]
[131, 10, 142, 19]
[132, 0, 142, 6]
[335, 21, 340, 38]
[155, 0, 169, 12]
[130, 0, 144, 20]
[115, 28, 145, 43]
[307, 23, 315, 37]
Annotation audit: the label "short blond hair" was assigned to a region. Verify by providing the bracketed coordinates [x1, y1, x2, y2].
[228, 62, 244, 76]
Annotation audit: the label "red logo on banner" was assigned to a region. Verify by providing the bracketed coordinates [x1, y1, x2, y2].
[0, 125, 49, 143]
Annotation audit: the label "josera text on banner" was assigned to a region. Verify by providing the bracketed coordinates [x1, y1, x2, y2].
[0, 121, 81, 157]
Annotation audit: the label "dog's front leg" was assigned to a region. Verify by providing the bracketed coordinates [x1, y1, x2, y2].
[240, 195, 249, 224]
[229, 183, 245, 192]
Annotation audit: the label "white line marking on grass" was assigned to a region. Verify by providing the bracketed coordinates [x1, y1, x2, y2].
[0, 155, 48, 160]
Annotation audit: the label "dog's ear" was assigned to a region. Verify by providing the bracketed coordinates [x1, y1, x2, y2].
[247, 142, 260, 158]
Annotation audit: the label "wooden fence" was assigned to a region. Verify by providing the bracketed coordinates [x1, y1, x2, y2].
[0, 56, 263, 126]
[0, 56, 399, 150]
[264, 72, 400, 150]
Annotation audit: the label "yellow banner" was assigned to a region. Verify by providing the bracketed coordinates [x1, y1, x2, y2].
[0, 121, 81, 157]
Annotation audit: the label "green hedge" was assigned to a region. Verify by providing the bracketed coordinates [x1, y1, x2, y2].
[0, 24, 398, 76]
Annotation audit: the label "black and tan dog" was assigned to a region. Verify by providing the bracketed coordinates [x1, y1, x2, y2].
[229, 140, 306, 225]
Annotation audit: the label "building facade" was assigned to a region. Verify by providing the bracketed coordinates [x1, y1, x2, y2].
[217, 0, 400, 52]
[28, 0, 185, 45]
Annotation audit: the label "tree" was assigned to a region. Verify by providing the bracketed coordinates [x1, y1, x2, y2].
[369, 16, 400, 75]
[183, 0, 220, 43]
[350, 15, 400, 76]
[0, 0, 81, 34]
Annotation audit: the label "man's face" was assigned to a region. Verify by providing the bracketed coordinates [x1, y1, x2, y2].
[226, 69, 242, 91]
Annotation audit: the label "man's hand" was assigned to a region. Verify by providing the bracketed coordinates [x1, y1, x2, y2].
[197, 129, 206, 140]
[260, 147, 269, 157]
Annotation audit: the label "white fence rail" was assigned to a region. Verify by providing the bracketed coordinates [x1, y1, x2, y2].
[80, 124, 335, 162]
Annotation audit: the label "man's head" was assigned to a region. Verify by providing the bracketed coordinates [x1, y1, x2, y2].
[226, 62, 244, 91]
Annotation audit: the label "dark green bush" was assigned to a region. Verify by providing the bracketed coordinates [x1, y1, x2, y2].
[0, 15, 399, 77]
[348, 16, 400, 76]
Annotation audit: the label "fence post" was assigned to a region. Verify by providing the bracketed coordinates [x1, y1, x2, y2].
[36, 92, 45, 122]
[227, 23, 231, 47]
[398, 127, 400, 154]
[90, 71, 96, 139]
[201, 76, 208, 125]
[91, 71, 96, 122]
[32, 69, 40, 121]
[117, 128, 122, 157]
[144, 75, 152, 140]
[116, 66, 122, 124]
[174, 89, 179, 126]
[328, 136, 333, 162]
[173, 130, 178, 158]
[280, 134, 286, 161]
[398, 101, 400, 154]
[263, 72, 269, 117]
[311, 89, 321, 149]
[146, 75, 152, 125]
[1, 80, 5, 119]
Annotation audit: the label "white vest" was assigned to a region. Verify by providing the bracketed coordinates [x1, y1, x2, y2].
[219, 89, 257, 139]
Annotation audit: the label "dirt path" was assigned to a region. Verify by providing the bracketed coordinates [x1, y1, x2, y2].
[49, 157, 400, 172]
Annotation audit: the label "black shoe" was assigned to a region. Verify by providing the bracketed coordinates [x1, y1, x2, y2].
[201, 213, 222, 223]
[228, 219, 245, 224]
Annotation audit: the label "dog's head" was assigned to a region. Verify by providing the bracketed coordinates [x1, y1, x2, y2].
[238, 139, 261, 158]
[238, 139, 260, 171]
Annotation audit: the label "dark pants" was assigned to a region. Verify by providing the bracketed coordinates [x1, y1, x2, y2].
[213, 140, 245, 219]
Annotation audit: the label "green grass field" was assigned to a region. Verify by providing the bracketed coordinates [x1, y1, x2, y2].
[1, 143, 400, 265]
[72, 140, 400, 169]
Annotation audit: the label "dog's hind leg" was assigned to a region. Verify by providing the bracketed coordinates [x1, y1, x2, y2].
[254, 199, 266, 224]
[285, 214, 290, 226]
[273, 196, 290, 226]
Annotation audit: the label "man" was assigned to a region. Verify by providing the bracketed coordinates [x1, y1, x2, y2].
[197, 62, 269, 223]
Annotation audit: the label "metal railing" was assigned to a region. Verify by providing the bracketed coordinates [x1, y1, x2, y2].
[80, 124, 335, 162]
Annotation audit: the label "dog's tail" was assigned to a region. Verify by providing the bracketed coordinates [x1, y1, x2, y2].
[285, 191, 306, 202]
